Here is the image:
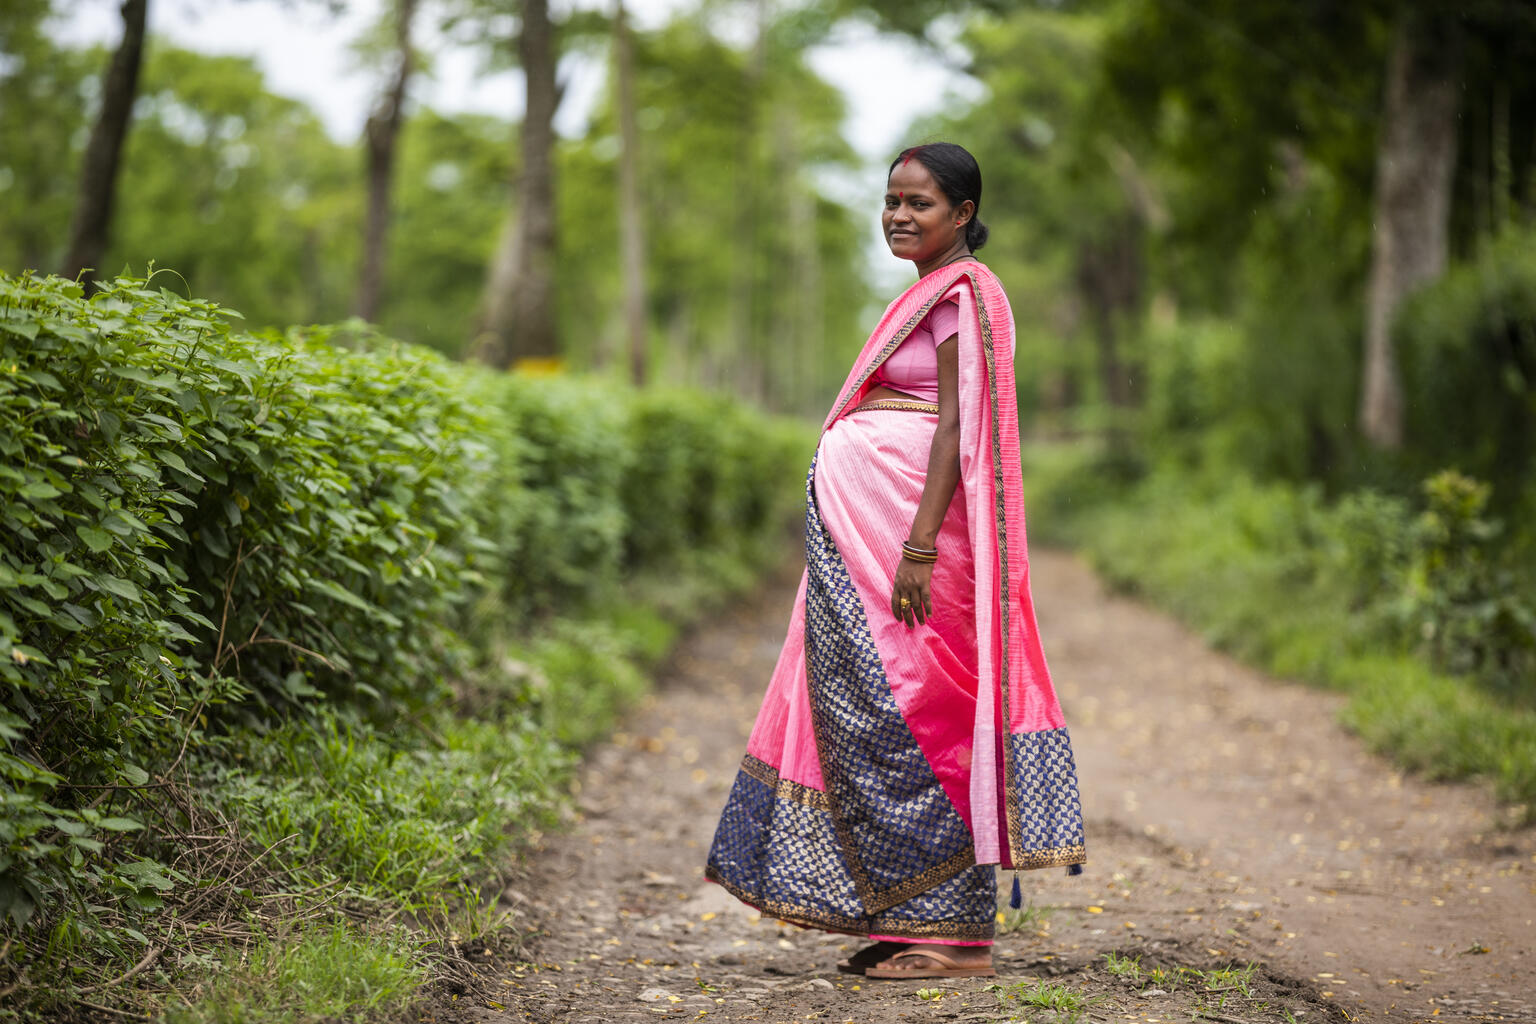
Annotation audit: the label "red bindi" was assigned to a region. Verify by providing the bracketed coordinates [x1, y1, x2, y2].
[898, 192, 904, 198]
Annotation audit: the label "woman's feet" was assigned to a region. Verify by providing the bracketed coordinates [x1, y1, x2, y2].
[863, 942, 995, 979]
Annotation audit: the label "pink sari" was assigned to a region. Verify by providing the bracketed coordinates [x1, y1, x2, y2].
[706, 262, 1084, 943]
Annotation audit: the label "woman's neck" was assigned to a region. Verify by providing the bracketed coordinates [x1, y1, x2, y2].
[915, 243, 974, 278]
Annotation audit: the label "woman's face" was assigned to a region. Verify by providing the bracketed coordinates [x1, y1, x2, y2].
[883, 160, 968, 264]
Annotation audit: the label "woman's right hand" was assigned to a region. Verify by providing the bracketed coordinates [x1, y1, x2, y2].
[891, 557, 934, 628]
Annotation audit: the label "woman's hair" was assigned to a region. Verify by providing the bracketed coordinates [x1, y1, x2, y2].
[889, 142, 989, 251]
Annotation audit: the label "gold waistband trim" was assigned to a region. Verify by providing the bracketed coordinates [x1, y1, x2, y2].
[852, 400, 939, 414]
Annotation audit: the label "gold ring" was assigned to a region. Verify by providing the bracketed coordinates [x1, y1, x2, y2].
[899, 597, 911, 610]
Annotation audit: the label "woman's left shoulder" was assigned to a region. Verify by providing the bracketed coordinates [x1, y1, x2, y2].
[945, 261, 1005, 299]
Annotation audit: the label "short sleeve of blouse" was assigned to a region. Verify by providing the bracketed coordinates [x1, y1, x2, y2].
[927, 294, 961, 346]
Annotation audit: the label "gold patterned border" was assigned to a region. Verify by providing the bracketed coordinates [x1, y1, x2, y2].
[704, 865, 997, 942]
[1011, 843, 1087, 870]
[852, 399, 940, 414]
[741, 754, 830, 811]
[966, 270, 1029, 866]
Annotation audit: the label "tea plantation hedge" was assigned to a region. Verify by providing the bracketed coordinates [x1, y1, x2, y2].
[0, 273, 811, 965]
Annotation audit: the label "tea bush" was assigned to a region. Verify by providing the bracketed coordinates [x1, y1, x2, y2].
[1023, 445, 1536, 813]
[0, 271, 813, 1007]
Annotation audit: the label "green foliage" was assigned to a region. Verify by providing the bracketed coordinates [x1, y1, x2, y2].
[380, 110, 513, 354]
[4, 13, 869, 405]
[1025, 445, 1536, 813]
[1398, 227, 1536, 498]
[0, 270, 813, 1010]
[0, 4, 96, 274]
[163, 928, 425, 1024]
[550, 12, 870, 406]
[199, 708, 567, 906]
[1403, 472, 1535, 692]
[110, 47, 362, 329]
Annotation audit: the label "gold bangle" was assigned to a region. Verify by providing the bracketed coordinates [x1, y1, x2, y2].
[901, 541, 939, 563]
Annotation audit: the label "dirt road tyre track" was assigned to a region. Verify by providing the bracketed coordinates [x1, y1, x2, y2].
[416, 551, 1535, 1024]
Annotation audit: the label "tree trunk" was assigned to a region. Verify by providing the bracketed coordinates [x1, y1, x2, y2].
[1073, 215, 1143, 409]
[614, 0, 647, 386]
[61, 0, 148, 288]
[1360, 12, 1460, 450]
[727, 0, 768, 401]
[354, 0, 419, 323]
[475, 0, 560, 368]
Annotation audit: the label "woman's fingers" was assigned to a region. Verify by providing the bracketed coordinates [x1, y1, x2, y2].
[892, 566, 935, 629]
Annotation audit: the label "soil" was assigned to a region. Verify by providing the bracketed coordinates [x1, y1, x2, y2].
[416, 550, 1536, 1024]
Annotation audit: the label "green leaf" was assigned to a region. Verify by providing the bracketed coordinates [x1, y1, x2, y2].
[96, 817, 143, 832]
[95, 576, 141, 602]
[76, 526, 113, 553]
[116, 859, 175, 891]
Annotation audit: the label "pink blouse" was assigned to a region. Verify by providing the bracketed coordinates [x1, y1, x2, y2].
[869, 290, 960, 404]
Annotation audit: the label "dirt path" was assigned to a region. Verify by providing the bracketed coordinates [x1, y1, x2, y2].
[421, 550, 1536, 1024]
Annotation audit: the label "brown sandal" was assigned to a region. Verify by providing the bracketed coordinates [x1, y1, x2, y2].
[864, 948, 997, 979]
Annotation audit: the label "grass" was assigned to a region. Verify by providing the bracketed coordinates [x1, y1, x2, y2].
[1022, 441, 1536, 817]
[987, 979, 1093, 1022]
[163, 929, 425, 1024]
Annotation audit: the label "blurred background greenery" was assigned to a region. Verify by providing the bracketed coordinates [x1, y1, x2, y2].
[3, 0, 1536, 1015]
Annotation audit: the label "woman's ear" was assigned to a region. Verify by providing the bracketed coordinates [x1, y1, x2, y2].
[955, 200, 975, 227]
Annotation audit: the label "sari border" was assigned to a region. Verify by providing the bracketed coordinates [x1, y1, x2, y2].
[740, 754, 979, 905]
[703, 865, 997, 942]
[966, 270, 1028, 865]
[741, 753, 830, 811]
[1011, 843, 1088, 870]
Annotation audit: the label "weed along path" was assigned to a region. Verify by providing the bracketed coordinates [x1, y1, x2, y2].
[419, 551, 1536, 1024]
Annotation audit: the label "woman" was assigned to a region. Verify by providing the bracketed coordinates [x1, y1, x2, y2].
[705, 142, 1084, 980]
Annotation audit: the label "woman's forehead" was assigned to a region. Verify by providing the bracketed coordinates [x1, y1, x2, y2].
[887, 161, 940, 193]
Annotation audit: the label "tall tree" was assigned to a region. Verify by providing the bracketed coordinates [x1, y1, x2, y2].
[474, 0, 561, 367]
[60, 0, 148, 287]
[614, 0, 648, 385]
[1359, 9, 1461, 450]
[727, 0, 768, 400]
[354, 0, 421, 322]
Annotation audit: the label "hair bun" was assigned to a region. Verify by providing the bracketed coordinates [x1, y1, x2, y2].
[966, 218, 989, 252]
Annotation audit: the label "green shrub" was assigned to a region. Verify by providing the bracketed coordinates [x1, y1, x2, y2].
[1404, 471, 1536, 695]
[1398, 226, 1536, 497]
[468, 374, 633, 619]
[1025, 443, 1536, 812]
[0, 270, 814, 1007]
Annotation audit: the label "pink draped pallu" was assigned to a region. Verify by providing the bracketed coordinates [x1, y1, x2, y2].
[706, 263, 1084, 943]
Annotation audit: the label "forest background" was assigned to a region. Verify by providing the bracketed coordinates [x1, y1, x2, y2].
[2, 0, 1535, 1019]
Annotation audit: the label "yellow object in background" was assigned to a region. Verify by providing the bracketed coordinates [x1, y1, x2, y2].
[514, 357, 565, 376]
